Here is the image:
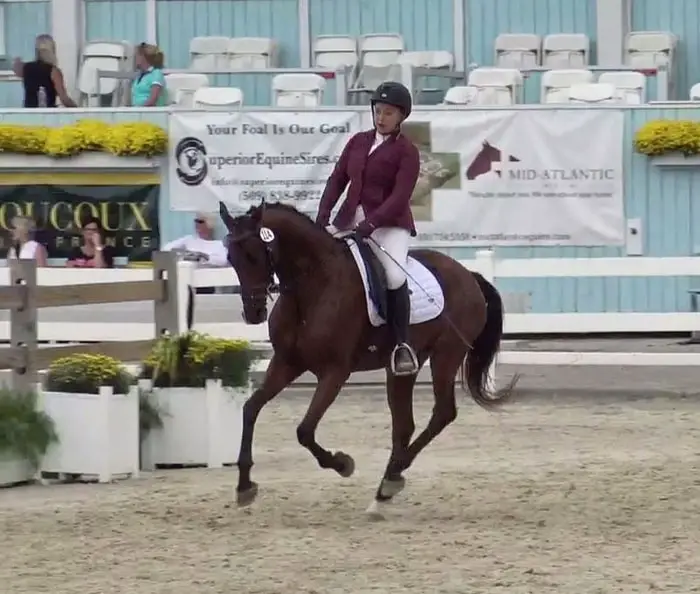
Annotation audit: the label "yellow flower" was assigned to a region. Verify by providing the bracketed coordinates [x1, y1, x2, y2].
[0, 121, 168, 157]
[634, 119, 700, 156]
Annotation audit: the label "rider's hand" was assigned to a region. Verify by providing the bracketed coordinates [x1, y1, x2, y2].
[354, 221, 374, 238]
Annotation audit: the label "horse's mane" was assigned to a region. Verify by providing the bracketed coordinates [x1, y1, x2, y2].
[248, 202, 324, 235]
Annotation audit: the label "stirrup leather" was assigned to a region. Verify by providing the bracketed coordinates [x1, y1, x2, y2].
[390, 342, 419, 376]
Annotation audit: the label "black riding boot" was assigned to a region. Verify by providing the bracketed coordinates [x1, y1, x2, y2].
[387, 282, 418, 376]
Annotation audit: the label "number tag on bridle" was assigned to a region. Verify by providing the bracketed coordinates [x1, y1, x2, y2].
[259, 227, 275, 243]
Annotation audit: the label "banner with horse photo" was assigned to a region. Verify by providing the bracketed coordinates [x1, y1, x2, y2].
[168, 110, 362, 214]
[396, 108, 625, 246]
[0, 172, 160, 262]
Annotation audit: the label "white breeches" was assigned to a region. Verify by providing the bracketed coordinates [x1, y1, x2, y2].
[326, 207, 410, 290]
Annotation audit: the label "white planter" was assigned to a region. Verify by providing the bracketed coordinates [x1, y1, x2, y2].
[650, 153, 700, 167]
[38, 385, 140, 483]
[141, 379, 246, 469]
[0, 153, 162, 170]
[0, 453, 34, 487]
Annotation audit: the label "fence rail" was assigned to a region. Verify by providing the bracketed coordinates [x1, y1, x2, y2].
[0, 252, 182, 391]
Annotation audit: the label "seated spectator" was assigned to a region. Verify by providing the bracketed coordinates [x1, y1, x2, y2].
[163, 212, 229, 294]
[162, 212, 229, 267]
[13, 34, 76, 108]
[6, 216, 48, 266]
[66, 217, 115, 268]
[130, 43, 167, 107]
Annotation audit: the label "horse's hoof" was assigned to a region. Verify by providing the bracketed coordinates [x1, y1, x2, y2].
[333, 451, 355, 478]
[379, 476, 406, 499]
[236, 482, 259, 507]
[366, 499, 389, 521]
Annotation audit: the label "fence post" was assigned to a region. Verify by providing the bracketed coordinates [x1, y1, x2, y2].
[474, 249, 498, 389]
[152, 251, 180, 337]
[9, 259, 37, 393]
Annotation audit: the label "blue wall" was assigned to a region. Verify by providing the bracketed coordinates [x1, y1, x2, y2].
[84, 0, 147, 44]
[0, 1, 51, 108]
[1, 105, 699, 316]
[632, 0, 698, 101]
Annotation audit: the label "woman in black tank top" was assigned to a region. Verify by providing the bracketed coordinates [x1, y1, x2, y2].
[13, 34, 76, 108]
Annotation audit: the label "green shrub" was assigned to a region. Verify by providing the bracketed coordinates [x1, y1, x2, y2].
[0, 386, 58, 468]
[141, 331, 256, 388]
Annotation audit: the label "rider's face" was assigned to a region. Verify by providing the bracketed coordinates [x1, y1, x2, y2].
[373, 102, 403, 135]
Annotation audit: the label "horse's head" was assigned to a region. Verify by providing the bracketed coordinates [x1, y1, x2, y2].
[219, 201, 276, 325]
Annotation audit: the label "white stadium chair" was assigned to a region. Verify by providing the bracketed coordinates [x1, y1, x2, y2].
[272, 73, 326, 107]
[189, 36, 229, 70]
[443, 86, 479, 105]
[228, 37, 277, 69]
[193, 87, 244, 108]
[598, 71, 646, 104]
[466, 67, 522, 105]
[542, 33, 590, 68]
[165, 73, 210, 107]
[494, 33, 541, 69]
[567, 83, 619, 104]
[78, 40, 132, 106]
[624, 31, 677, 70]
[541, 68, 593, 103]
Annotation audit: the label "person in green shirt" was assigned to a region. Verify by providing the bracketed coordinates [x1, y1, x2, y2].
[131, 42, 167, 107]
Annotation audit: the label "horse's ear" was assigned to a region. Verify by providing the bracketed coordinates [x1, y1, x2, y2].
[219, 201, 235, 232]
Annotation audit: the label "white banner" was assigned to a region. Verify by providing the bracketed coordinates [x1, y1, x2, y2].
[168, 108, 624, 247]
[398, 109, 625, 246]
[168, 110, 361, 214]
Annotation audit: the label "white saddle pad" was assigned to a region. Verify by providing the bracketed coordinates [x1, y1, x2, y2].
[346, 239, 445, 327]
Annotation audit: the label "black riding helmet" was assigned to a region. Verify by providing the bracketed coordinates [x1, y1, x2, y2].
[371, 81, 412, 118]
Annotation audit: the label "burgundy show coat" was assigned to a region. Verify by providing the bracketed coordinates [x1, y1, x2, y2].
[316, 129, 420, 236]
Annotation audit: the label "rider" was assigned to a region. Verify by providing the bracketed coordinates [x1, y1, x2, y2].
[316, 81, 421, 376]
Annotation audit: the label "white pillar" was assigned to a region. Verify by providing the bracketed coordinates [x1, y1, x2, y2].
[453, 0, 465, 71]
[596, 0, 630, 67]
[51, 0, 81, 97]
[297, 0, 310, 68]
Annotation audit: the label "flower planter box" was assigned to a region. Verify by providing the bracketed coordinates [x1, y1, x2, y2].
[0, 453, 34, 487]
[38, 386, 140, 483]
[0, 153, 162, 170]
[649, 153, 700, 168]
[141, 379, 246, 469]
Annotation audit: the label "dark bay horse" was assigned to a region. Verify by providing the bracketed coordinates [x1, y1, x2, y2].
[219, 200, 515, 516]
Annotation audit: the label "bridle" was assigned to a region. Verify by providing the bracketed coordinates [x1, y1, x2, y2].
[227, 226, 280, 308]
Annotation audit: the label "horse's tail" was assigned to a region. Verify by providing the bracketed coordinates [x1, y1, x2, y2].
[461, 272, 518, 410]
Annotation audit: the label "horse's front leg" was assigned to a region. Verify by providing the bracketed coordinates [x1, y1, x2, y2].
[237, 354, 302, 507]
[296, 367, 354, 477]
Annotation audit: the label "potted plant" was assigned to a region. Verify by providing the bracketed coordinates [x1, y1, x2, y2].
[43, 353, 152, 482]
[139, 331, 256, 469]
[634, 119, 700, 166]
[0, 385, 57, 486]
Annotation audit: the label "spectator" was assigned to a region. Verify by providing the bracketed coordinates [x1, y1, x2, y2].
[6, 216, 48, 266]
[130, 43, 167, 107]
[13, 34, 76, 108]
[66, 216, 114, 268]
[162, 212, 229, 267]
[163, 212, 229, 294]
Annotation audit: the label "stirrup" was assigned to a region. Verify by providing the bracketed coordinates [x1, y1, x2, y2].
[390, 342, 419, 376]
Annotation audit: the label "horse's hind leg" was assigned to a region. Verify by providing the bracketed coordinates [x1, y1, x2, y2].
[366, 371, 418, 518]
[296, 367, 354, 477]
[237, 355, 303, 507]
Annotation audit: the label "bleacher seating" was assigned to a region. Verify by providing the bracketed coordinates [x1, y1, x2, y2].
[567, 83, 618, 104]
[313, 35, 359, 72]
[442, 86, 478, 105]
[272, 73, 325, 107]
[598, 71, 646, 104]
[624, 31, 677, 70]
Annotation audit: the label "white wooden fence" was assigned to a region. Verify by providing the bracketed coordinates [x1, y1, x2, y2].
[3, 251, 700, 375]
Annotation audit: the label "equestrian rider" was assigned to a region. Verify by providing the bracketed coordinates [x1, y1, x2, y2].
[316, 81, 421, 376]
